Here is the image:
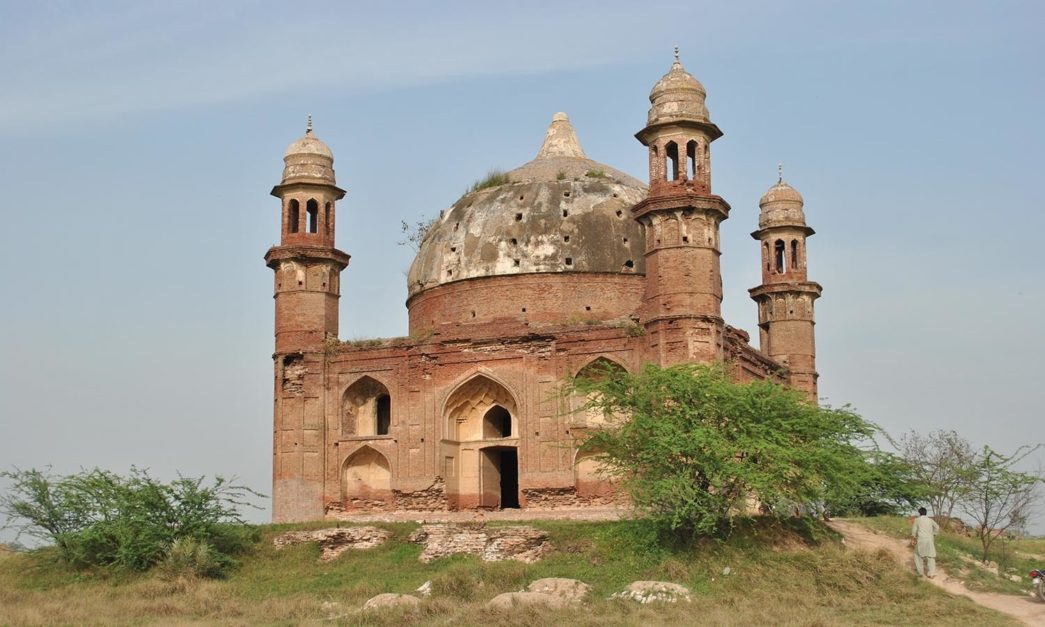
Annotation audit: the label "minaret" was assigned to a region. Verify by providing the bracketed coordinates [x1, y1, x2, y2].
[633, 49, 730, 364]
[264, 118, 350, 522]
[748, 167, 822, 400]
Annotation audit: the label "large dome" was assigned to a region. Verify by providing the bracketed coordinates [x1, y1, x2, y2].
[407, 113, 647, 298]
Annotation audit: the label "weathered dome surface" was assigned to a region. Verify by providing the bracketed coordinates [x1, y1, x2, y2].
[758, 179, 806, 229]
[280, 121, 336, 185]
[285, 128, 333, 159]
[648, 55, 710, 125]
[407, 113, 647, 298]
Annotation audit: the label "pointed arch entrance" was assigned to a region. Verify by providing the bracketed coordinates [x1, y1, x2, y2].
[441, 374, 521, 509]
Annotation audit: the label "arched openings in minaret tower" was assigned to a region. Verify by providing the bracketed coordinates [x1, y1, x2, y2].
[307, 199, 319, 233]
[665, 141, 680, 181]
[287, 199, 300, 234]
[774, 239, 786, 274]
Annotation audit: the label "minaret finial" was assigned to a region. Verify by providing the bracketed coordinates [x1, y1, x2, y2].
[306, 114, 313, 134]
[778, 163, 783, 183]
[674, 45, 680, 63]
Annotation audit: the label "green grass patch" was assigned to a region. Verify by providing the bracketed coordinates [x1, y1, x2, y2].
[0, 517, 1022, 626]
[469, 169, 511, 193]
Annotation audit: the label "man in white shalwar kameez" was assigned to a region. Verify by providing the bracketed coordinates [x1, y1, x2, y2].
[911, 507, 939, 577]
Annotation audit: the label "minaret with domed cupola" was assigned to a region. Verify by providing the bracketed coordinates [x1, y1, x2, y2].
[633, 49, 730, 364]
[265, 118, 350, 522]
[749, 167, 822, 401]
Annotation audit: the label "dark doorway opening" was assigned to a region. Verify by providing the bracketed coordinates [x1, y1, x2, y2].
[499, 448, 519, 508]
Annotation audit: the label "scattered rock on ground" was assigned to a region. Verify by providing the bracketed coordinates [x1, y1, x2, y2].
[362, 593, 421, 611]
[526, 577, 591, 602]
[612, 581, 692, 604]
[486, 591, 567, 609]
[408, 524, 551, 563]
[416, 580, 433, 597]
[273, 526, 391, 562]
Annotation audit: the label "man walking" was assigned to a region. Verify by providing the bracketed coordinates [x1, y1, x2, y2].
[911, 507, 940, 578]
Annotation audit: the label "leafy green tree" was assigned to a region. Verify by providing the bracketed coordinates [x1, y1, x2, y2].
[896, 429, 977, 521]
[958, 446, 1041, 562]
[0, 467, 262, 575]
[823, 450, 926, 517]
[569, 363, 882, 536]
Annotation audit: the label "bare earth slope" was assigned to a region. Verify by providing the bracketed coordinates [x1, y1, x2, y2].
[829, 519, 1045, 626]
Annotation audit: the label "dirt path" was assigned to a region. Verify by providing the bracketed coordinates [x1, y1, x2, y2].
[829, 519, 1045, 626]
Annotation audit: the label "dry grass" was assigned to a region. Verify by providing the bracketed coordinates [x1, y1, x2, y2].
[0, 519, 1020, 626]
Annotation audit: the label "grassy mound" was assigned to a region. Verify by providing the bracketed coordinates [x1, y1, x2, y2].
[0, 518, 1018, 626]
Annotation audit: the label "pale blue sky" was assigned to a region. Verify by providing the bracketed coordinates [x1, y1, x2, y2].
[1, 0, 1042, 527]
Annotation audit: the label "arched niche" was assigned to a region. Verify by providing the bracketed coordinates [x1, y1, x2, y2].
[342, 376, 391, 437]
[574, 357, 628, 427]
[444, 375, 518, 442]
[341, 446, 391, 502]
[574, 450, 616, 497]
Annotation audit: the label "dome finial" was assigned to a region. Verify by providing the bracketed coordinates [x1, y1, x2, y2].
[778, 162, 783, 183]
[673, 45, 680, 64]
[306, 114, 313, 134]
[536, 112, 586, 159]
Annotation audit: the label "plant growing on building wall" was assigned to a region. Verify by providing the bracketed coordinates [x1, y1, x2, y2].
[0, 467, 262, 575]
[568, 363, 883, 537]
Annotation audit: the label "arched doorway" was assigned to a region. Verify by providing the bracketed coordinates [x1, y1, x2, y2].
[442, 375, 520, 509]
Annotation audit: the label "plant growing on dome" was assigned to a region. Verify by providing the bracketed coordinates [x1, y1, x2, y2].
[468, 169, 510, 193]
[398, 217, 437, 251]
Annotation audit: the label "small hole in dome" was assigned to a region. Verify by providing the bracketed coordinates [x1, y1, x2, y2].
[612, 193, 619, 198]
[682, 235, 689, 243]
[616, 210, 623, 217]
[564, 191, 571, 198]
[515, 213, 523, 221]
[624, 260, 634, 269]
[623, 237, 628, 243]
[454, 222, 459, 231]
[298, 280, 303, 286]
[565, 257, 573, 266]
[513, 259, 520, 267]
[585, 305, 591, 311]
[562, 209, 568, 218]
[521, 307, 527, 313]
[447, 269, 453, 277]
[471, 311, 476, 318]
[564, 235, 571, 242]
[519, 195, 524, 201]
[450, 246, 457, 252]
[510, 238, 517, 245]
[656, 238, 661, 245]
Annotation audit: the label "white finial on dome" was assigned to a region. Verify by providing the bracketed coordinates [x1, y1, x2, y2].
[674, 45, 680, 63]
[536, 112, 587, 159]
[778, 162, 783, 183]
[306, 114, 313, 134]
